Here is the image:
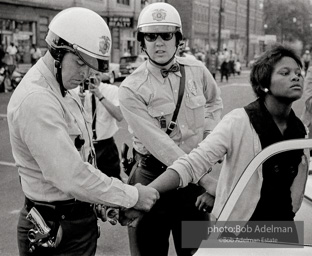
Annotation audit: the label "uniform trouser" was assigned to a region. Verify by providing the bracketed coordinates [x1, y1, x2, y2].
[127, 158, 209, 256]
[94, 137, 121, 179]
[17, 199, 98, 256]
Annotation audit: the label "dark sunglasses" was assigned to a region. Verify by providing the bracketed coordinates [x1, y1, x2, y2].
[144, 33, 174, 42]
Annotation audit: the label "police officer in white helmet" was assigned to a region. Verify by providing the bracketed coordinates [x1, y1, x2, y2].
[7, 7, 159, 256]
[119, 3, 223, 256]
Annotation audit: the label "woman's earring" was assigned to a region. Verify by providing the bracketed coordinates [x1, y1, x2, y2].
[264, 88, 269, 93]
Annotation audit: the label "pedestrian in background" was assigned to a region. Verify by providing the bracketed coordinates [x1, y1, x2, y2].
[176, 37, 186, 57]
[75, 71, 123, 180]
[234, 58, 242, 75]
[30, 44, 42, 66]
[118, 3, 223, 256]
[17, 45, 25, 64]
[220, 48, 230, 82]
[220, 59, 230, 82]
[229, 50, 236, 76]
[205, 49, 218, 80]
[302, 49, 311, 76]
[6, 42, 17, 66]
[148, 44, 308, 243]
[7, 7, 159, 256]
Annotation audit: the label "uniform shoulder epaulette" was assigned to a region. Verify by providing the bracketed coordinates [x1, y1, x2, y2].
[176, 56, 204, 67]
[120, 63, 148, 90]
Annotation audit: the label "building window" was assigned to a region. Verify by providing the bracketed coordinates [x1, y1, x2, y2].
[0, 19, 14, 31]
[15, 21, 32, 32]
[117, 0, 130, 5]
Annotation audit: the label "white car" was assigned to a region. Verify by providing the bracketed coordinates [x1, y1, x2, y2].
[193, 139, 312, 256]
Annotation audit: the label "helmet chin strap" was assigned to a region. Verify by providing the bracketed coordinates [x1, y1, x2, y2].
[143, 47, 178, 67]
[54, 60, 67, 97]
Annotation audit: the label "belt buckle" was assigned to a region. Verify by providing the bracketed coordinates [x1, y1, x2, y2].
[167, 121, 176, 131]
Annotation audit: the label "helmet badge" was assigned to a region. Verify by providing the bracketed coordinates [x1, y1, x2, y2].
[152, 9, 167, 21]
[99, 35, 111, 55]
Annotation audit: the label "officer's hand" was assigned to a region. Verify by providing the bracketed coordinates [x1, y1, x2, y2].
[133, 183, 159, 212]
[95, 204, 108, 222]
[89, 83, 101, 98]
[119, 208, 143, 227]
[195, 192, 215, 213]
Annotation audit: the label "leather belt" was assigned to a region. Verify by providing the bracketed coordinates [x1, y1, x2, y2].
[134, 150, 167, 174]
[93, 136, 114, 145]
[24, 197, 94, 221]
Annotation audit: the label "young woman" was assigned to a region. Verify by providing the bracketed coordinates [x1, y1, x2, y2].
[148, 44, 309, 243]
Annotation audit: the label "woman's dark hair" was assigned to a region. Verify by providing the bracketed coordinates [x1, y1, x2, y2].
[250, 44, 302, 100]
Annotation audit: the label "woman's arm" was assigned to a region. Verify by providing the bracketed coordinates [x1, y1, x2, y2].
[148, 168, 180, 193]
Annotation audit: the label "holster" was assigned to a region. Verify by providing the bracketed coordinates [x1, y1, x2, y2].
[121, 143, 136, 176]
[134, 150, 167, 175]
[25, 197, 94, 252]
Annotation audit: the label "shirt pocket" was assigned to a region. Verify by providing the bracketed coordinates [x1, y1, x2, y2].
[185, 95, 206, 129]
[147, 102, 175, 130]
[67, 118, 83, 150]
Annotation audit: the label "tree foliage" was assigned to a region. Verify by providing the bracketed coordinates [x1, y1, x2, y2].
[264, 0, 312, 52]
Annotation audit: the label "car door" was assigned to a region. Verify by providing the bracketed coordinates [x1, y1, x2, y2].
[193, 139, 312, 255]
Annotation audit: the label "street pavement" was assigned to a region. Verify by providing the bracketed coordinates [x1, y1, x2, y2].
[0, 69, 308, 256]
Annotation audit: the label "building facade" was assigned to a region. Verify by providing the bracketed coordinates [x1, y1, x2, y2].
[167, 0, 265, 64]
[0, 0, 265, 65]
[0, 0, 150, 64]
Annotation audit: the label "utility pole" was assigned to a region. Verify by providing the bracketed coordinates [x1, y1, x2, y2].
[246, 0, 250, 67]
[235, 0, 238, 53]
[217, 0, 223, 52]
[208, 0, 212, 50]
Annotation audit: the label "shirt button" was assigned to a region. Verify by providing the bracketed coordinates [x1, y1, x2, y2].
[181, 125, 185, 128]
[175, 90, 178, 93]
[181, 141, 185, 144]
[273, 165, 279, 173]
[161, 112, 164, 115]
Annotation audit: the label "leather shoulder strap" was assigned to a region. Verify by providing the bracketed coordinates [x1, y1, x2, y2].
[166, 64, 185, 135]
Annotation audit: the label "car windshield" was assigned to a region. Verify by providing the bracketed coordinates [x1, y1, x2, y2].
[120, 56, 139, 64]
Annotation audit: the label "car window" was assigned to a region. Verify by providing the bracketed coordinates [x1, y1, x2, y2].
[217, 139, 312, 222]
[120, 56, 138, 64]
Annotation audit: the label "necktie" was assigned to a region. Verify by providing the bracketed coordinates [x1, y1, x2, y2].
[160, 63, 180, 78]
[91, 94, 97, 140]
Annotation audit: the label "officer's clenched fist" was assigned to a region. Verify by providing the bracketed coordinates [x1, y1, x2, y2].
[133, 183, 160, 212]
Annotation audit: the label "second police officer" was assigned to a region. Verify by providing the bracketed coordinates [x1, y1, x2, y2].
[119, 3, 223, 256]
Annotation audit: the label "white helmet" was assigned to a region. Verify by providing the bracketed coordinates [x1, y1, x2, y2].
[46, 7, 111, 72]
[137, 2, 182, 34]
